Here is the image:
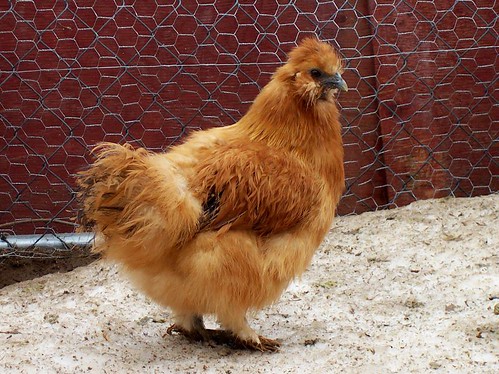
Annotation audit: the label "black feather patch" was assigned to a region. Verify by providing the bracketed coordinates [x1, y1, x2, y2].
[199, 187, 222, 229]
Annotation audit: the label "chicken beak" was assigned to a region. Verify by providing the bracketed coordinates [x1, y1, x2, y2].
[335, 73, 348, 92]
[323, 72, 348, 92]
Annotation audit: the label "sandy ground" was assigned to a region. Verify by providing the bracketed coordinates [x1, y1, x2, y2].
[1, 195, 498, 373]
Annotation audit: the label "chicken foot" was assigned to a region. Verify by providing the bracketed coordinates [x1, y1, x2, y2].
[166, 314, 280, 352]
[165, 314, 210, 342]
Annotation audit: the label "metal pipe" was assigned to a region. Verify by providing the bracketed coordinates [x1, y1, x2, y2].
[0, 233, 95, 250]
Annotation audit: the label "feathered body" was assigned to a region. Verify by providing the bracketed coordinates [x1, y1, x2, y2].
[77, 38, 347, 351]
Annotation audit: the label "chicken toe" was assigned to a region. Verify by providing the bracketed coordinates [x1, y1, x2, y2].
[255, 336, 281, 352]
[208, 330, 280, 352]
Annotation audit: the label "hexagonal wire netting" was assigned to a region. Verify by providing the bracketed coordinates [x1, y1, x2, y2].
[0, 1, 497, 260]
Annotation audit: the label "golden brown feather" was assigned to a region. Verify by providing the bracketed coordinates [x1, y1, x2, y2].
[77, 37, 347, 351]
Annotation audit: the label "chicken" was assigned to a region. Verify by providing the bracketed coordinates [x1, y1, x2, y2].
[77, 37, 347, 352]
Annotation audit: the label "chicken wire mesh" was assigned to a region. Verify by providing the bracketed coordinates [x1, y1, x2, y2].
[0, 0, 497, 260]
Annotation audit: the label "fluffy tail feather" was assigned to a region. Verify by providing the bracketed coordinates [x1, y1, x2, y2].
[76, 143, 202, 268]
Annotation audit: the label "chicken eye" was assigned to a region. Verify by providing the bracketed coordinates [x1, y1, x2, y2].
[310, 69, 323, 78]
